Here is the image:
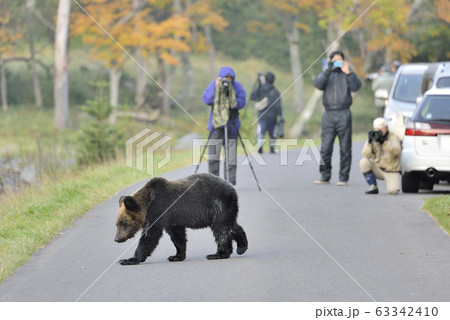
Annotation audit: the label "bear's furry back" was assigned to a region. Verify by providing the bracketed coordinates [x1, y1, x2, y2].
[134, 173, 239, 230]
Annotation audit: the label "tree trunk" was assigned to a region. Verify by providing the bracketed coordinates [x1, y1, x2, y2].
[109, 67, 122, 124]
[1, 58, 8, 111]
[54, 0, 71, 129]
[172, 0, 195, 112]
[286, 16, 304, 112]
[157, 52, 170, 115]
[180, 52, 195, 111]
[135, 47, 147, 108]
[27, 0, 43, 107]
[326, 21, 341, 53]
[289, 89, 322, 138]
[204, 24, 217, 80]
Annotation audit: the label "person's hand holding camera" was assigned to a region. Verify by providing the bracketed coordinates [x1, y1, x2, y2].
[326, 61, 334, 74]
[368, 130, 384, 144]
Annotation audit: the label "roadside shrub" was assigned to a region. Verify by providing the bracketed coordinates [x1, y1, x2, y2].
[77, 83, 122, 166]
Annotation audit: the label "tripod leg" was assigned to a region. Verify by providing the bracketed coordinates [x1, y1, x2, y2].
[224, 126, 230, 182]
[237, 131, 262, 191]
[194, 130, 213, 174]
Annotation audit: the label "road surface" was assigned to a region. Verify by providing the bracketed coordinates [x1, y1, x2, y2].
[0, 142, 449, 301]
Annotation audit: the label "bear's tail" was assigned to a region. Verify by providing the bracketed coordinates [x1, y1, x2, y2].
[232, 224, 248, 255]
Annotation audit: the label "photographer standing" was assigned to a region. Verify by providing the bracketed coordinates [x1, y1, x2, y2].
[202, 66, 246, 185]
[360, 118, 402, 195]
[250, 71, 283, 154]
[313, 50, 362, 186]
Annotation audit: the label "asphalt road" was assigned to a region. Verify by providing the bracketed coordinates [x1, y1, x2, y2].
[0, 142, 449, 302]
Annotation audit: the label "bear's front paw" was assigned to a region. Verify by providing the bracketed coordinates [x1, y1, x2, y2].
[168, 255, 186, 262]
[119, 257, 140, 265]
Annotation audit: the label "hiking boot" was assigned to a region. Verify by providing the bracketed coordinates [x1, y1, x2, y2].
[365, 185, 379, 194]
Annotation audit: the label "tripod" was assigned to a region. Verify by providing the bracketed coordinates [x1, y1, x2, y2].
[194, 122, 261, 191]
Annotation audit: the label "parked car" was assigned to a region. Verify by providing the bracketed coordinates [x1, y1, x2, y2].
[421, 61, 450, 95]
[384, 63, 429, 139]
[401, 87, 450, 193]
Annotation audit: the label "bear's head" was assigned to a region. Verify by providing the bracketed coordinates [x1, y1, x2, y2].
[114, 196, 145, 243]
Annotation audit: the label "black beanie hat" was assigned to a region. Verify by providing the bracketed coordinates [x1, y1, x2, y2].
[329, 50, 345, 60]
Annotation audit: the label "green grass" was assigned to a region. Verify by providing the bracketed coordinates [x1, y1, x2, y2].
[423, 196, 450, 235]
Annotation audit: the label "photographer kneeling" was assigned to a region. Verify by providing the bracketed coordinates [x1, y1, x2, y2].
[359, 118, 402, 195]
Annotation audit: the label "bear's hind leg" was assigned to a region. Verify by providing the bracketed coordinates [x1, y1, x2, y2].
[232, 223, 248, 255]
[166, 226, 187, 262]
[207, 226, 233, 260]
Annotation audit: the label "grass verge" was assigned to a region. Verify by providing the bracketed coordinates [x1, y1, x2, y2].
[423, 196, 450, 235]
[0, 151, 192, 283]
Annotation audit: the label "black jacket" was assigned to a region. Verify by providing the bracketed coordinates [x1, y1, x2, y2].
[313, 68, 362, 111]
[250, 75, 282, 121]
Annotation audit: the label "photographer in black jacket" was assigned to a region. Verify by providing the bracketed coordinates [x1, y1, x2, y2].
[250, 71, 283, 154]
[313, 50, 362, 186]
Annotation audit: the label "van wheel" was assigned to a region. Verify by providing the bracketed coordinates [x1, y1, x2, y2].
[402, 172, 419, 193]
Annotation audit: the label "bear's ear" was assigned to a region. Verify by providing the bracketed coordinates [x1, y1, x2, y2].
[122, 196, 140, 212]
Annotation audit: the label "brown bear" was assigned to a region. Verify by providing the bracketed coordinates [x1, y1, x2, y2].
[115, 173, 248, 265]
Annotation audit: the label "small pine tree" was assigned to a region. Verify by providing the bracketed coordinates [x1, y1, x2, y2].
[77, 82, 122, 166]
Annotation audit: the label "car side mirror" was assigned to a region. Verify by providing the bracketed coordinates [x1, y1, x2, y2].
[416, 96, 423, 105]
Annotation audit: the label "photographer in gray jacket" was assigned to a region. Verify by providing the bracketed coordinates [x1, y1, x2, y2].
[313, 50, 362, 186]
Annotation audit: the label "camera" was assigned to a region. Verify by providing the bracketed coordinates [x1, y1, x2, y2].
[369, 130, 382, 142]
[257, 71, 266, 84]
[221, 77, 230, 96]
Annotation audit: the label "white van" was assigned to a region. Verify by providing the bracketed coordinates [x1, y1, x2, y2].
[384, 63, 429, 139]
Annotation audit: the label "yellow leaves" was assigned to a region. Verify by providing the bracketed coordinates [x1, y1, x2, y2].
[295, 22, 310, 34]
[70, 0, 192, 67]
[435, 0, 450, 23]
[187, 0, 229, 31]
[160, 51, 179, 66]
[0, 1, 22, 57]
[191, 33, 208, 53]
[246, 21, 263, 33]
[266, 0, 317, 15]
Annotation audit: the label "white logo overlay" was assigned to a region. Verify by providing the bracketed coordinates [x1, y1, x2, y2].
[126, 129, 172, 175]
[126, 129, 324, 175]
[192, 138, 324, 167]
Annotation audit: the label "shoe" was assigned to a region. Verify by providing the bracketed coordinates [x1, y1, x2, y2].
[365, 185, 379, 194]
[314, 179, 330, 185]
[258, 147, 263, 154]
[270, 147, 276, 154]
[336, 181, 347, 186]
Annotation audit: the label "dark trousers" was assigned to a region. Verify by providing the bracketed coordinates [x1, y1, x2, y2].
[257, 119, 276, 147]
[319, 109, 352, 182]
[208, 129, 237, 185]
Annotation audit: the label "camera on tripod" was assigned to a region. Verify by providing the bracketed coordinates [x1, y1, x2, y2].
[221, 78, 230, 96]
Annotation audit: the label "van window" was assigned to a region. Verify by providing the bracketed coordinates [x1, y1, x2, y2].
[393, 74, 423, 103]
[436, 77, 450, 88]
